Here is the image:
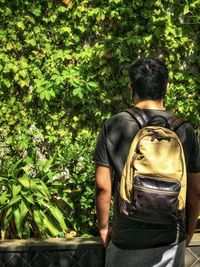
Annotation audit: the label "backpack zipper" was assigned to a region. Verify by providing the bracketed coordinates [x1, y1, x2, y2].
[134, 175, 180, 183]
[134, 185, 179, 195]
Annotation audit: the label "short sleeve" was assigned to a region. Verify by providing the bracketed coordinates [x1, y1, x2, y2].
[93, 122, 112, 167]
[187, 128, 200, 173]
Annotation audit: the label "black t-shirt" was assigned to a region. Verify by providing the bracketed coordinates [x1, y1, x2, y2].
[93, 109, 200, 249]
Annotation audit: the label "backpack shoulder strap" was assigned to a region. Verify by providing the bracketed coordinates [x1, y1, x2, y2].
[124, 107, 149, 129]
[167, 116, 187, 132]
[124, 107, 187, 131]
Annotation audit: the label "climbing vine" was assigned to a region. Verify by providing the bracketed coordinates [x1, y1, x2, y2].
[0, 0, 199, 238]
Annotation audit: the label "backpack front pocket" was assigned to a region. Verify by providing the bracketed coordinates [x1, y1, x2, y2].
[130, 175, 181, 222]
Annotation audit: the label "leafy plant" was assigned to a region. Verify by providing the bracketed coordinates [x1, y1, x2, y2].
[0, 0, 199, 238]
[0, 159, 70, 239]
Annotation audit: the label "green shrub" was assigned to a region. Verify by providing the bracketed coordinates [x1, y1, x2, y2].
[0, 0, 199, 238]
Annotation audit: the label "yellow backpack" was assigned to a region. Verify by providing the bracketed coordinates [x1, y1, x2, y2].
[119, 107, 187, 225]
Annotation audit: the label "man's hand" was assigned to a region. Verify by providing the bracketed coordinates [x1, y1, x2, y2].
[186, 233, 193, 247]
[99, 227, 111, 248]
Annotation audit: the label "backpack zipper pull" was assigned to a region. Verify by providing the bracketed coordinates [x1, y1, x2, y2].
[151, 131, 158, 142]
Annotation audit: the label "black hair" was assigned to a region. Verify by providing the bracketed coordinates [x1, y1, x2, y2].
[129, 57, 168, 100]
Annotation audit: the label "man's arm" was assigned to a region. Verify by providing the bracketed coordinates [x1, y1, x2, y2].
[95, 165, 112, 247]
[186, 172, 200, 246]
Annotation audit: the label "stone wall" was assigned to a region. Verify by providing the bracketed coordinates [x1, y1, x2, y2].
[0, 237, 105, 267]
[0, 236, 200, 266]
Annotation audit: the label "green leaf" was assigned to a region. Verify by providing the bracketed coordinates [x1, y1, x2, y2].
[33, 209, 45, 232]
[72, 88, 83, 98]
[183, 5, 190, 15]
[0, 175, 9, 182]
[16, 21, 25, 30]
[60, 196, 74, 210]
[59, 27, 71, 34]
[30, 179, 51, 198]
[49, 90, 56, 97]
[32, 8, 41, 17]
[22, 193, 35, 205]
[14, 208, 22, 237]
[13, 200, 29, 238]
[4, 7, 11, 16]
[33, 209, 43, 225]
[6, 195, 21, 208]
[18, 176, 31, 188]
[12, 159, 23, 176]
[18, 80, 27, 88]
[12, 184, 22, 197]
[43, 213, 60, 236]
[24, 15, 35, 24]
[19, 69, 27, 78]
[57, 6, 68, 13]
[20, 199, 29, 217]
[26, 39, 36, 46]
[48, 205, 66, 230]
[42, 158, 53, 173]
[0, 191, 9, 207]
[3, 207, 13, 229]
[87, 81, 98, 88]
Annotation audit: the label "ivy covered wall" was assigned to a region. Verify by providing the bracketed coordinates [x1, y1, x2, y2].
[0, 0, 199, 238]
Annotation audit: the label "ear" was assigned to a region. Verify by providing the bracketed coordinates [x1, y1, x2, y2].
[128, 84, 136, 98]
[128, 83, 134, 94]
[166, 82, 170, 93]
[163, 82, 169, 98]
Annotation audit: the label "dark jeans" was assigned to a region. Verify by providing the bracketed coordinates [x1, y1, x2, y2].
[105, 240, 185, 267]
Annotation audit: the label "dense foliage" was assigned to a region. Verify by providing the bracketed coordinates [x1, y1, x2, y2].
[0, 0, 199, 238]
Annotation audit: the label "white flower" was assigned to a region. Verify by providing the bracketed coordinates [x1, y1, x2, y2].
[33, 133, 44, 143]
[0, 148, 4, 158]
[36, 149, 46, 161]
[29, 124, 37, 133]
[52, 168, 71, 181]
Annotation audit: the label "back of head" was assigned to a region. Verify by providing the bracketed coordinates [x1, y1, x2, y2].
[129, 57, 168, 100]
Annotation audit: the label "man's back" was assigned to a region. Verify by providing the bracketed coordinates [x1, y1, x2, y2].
[94, 109, 198, 249]
[94, 57, 200, 267]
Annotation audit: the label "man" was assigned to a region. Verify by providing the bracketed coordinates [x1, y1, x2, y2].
[93, 57, 200, 267]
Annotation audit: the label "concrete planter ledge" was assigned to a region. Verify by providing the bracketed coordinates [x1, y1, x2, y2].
[0, 237, 103, 251]
[188, 233, 200, 246]
[0, 237, 105, 267]
[185, 234, 200, 267]
[0, 235, 200, 266]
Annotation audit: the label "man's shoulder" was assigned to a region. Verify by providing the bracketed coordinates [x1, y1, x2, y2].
[106, 108, 173, 126]
[104, 110, 133, 126]
[102, 110, 140, 137]
[104, 108, 193, 133]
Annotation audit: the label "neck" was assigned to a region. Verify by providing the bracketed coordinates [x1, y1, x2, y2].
[135, 100, 165, 110]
